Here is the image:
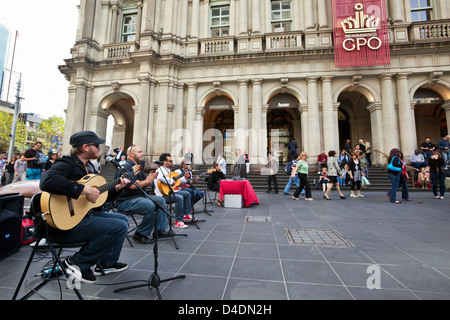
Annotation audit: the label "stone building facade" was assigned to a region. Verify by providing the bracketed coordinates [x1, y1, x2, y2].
[59, 0, 450, 166]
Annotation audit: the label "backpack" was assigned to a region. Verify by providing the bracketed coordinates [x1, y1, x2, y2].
[33, 150, 47, 169]
[285, 161, 293, 174]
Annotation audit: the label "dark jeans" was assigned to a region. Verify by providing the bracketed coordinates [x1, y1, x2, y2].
[387, 172, 400, 202]
[267, 175, 278, 192]
[430, 172, 446, 197]
[47, 211, 128, 272]
[398, 173, 410, 200]
[293, 173, 311, 198]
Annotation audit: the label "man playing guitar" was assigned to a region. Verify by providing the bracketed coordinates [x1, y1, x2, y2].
[176, 158, 204, 213]
[39, 131, 129, 284]
[115, 145, 169, 244]
[154, 153, 192, 229]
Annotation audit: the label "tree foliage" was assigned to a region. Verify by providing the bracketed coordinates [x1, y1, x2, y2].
[0, 111, 65, 156]
[0, 110, 28, 154]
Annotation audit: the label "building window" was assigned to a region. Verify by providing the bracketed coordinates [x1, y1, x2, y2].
[211, 6, 230, 37]
[271, 1, 292, 32]
[410, 0, 433, 22]
[121, 13, 137, 42]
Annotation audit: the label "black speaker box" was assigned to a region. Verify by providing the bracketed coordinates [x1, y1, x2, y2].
[0, 193, 24, 261]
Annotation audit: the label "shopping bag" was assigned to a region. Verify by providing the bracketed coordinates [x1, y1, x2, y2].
[362, 176, 371, 187]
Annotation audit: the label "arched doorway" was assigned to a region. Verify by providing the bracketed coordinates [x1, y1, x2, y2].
[414, 88, 448, 145]
[203, 95, 235, 163]
[337, 90, 372, 152]
[101, 93, 135, 156]
[267, 93, 301, 163]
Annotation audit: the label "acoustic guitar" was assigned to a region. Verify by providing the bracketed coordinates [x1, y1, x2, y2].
[40, 174, 120, 231]
[157, 169, 185, 196]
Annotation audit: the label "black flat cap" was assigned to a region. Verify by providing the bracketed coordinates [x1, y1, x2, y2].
[70, 131, 106, 147]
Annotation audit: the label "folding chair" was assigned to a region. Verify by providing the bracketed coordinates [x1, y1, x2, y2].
[12, 193, 86, 300]
[202, 176, 218, 211]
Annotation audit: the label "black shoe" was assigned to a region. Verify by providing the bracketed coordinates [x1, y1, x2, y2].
[340, 195, 346, 199]
[323, 195, 330, 200]
[271, 191, 278, 194]
[63, 257, 96, 284]
[133, 232, 154, 244]
[265, 190, 271, 193]
[283, 192, 289, 195]
[94, 262, 128, 276]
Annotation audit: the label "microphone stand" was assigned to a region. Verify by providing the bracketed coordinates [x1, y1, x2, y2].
[153, 162, 187, 249]
[184, 171, 206, 229]
[110, 162, 185, 300]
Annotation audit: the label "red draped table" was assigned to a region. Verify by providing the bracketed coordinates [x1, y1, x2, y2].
[219, 180, 259, 208]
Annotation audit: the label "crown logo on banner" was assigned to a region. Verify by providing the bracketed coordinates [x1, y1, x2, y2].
[341, 3, 380, 35]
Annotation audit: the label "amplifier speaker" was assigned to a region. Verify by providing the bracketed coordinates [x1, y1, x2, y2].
[0, 193, 24, 261]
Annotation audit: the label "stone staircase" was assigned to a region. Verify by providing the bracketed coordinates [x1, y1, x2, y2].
[100, 163, 429, 193]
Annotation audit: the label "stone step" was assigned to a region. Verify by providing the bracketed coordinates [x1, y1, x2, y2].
[100, 164, 431, 193]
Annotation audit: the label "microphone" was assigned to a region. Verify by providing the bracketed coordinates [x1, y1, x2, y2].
[153, 160, 164, 166]
[106, 156, 124, 169]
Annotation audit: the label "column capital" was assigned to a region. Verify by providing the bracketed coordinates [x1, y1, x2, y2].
[306, 76, 320, 83]
[379, 73, 394, 80]
[237, 79, 249, 86]
[251, 78, 263, 85]
[442, 100, 450, 111]
[187, 82, 198, 88]
[366, 102, 383, 113]
[395, 72, 412, 80]
[321, 75, 334, 82]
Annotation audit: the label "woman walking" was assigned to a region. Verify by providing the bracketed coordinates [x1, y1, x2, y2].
[428, 150, 446, 199]
[387, 148, 403, 204]
[292, 152, 313, 201]
[324, 150, 346, 200]
[348, 152, 364, 198]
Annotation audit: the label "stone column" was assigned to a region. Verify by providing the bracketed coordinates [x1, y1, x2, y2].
[237, 79, 249, 151]
[135, 0, 143, 42]
[62, 84, 78, 154]
[239, 0, 248, 34]
[82, 0, 96, 39]
[109, 4, 119, 43]
[306, 76, 321, 158]
[304, 0, 314, 30]
[154, 80, 169, 154]
[185, 82, 197, 153]
[442, 101, 450, 136]
[380, 74, 400, 153]
[191, 0, 200, 38]
[251, 79, 263, 163]
[396, 73, 416, 157]
[299, 104, 308, 153]
[147, 80, 157, 158]
[193, 107, 204, 164]
[317, 0, 328, 28]
[321, 76, 338, 152]
[252, 0, 261, 34]
[134, 76, 150, 151]
[367, 102, 384, 166]
[389, 0, 405, 24]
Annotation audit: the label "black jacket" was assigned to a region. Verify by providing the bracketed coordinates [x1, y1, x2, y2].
[40, 155, 118, 202]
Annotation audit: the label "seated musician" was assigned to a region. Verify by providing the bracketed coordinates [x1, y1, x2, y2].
[207, 162, 226, 206]
[115, 144, 169, 244]
[177, 158, 205, 213]
[39, 131, 129, 284]
[154, 153, 192, 229]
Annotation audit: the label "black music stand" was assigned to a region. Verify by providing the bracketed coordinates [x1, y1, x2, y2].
[111, 162, 185, 300]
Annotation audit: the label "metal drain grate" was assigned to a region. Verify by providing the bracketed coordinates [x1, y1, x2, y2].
[244, 216, 272, 222]
[284, 228, 354, 247]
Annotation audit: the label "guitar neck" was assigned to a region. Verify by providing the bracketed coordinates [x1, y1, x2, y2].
[97, 178, 121, 194]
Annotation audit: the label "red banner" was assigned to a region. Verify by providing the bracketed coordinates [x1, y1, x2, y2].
[332, 0, 390, 67]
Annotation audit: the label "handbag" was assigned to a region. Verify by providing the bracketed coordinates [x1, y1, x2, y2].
[387, 156, 402, 172]
[362, 176, 371, 187]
